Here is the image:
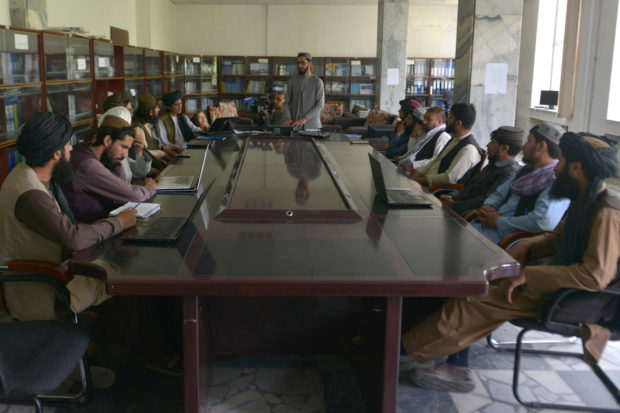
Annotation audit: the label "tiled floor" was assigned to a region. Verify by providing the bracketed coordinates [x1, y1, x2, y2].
[2, 323, 619, 412]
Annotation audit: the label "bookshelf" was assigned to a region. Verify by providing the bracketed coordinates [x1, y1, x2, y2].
[406, 58, 454, 107]
[182, 55, 217, 114]
[163, 52, 183, 94]
[145, 49, 163, 97]
[0, 28, 43, 186]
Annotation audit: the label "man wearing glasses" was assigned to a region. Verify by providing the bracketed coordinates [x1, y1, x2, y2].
[283, 52, 325, 130]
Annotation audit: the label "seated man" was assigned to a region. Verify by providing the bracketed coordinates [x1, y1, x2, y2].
[409, 103, 483, 187]
[103, 90, 133, 114]
[157, 90, 205, 146]
[62, 107, 157, 222]
[470, 122, 571, 244]
[133, 93, 176, 170]
[440, 126, 523, 216]
[0, 112, 137, 320]
[261, 93, 288, 126]
[384, 99, 422, 158]
[397, 106, 451, 169]
[402, 132, 619, 393]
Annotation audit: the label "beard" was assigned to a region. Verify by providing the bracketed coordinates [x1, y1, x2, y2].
[550, 166, 580, 201]
[100, 148, 121, 172]
[51, 155, 74, 183]
[445, 121, 455, 134]
[487, 153, 497, 166]
[298, 66, 309, 75]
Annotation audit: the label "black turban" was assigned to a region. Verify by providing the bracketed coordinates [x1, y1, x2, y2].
[553, 132, 618, 266]
[17, 112, 72, 167]
[162, 90, 182, 107]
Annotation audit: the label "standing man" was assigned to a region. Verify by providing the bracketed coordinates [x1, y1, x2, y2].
[284, 52, 325, 130]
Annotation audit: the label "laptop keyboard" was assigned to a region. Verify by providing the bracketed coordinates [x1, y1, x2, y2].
[387, 190, 420, 204]
[139, 217, 186, 239]
[159, 176, 193, 189]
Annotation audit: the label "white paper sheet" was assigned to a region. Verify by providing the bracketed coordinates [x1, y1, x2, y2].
[484, 63, 508, 94]
[14, 34, 28, 50]
[387, 68, 399, 85]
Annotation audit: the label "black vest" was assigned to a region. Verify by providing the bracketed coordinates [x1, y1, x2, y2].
[414, 129, 444, 162]
[437, 134, 483, 174]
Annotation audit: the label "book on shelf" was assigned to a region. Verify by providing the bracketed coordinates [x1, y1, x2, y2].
[4, 96, 20, 133]
[246, 79, 267, 94]
[8, 148, 24, 171]
[68, 94, 76, 119]
[110, 202, 161, 219]
[186, 98, 198, 113]
[273, 80, 288, 94]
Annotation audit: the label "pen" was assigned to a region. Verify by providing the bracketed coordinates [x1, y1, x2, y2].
[386, 187, 411, 191]
[129, 202, 141, 210]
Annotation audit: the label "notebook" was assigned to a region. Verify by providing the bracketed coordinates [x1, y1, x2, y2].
[368, 152, 432, 208]
[110, 202, 161, 218]
[156, 148, 208, 193]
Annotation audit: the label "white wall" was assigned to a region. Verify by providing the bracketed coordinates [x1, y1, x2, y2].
[47, 0, 138, 44]
[407, 4, 457, 57]
[0, 1, 9, 27]
[148, 0, 176, 51]
[173, 3, 457, 58]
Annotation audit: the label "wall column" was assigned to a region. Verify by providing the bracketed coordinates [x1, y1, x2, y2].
[454, 0, 524, 144]
[376, 0, 408, 114]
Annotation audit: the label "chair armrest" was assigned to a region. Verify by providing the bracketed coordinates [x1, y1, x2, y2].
[429, 184, 465, 195]
[498, 231, 543, 250]
[8, 260, 70, 284]
[0, 271, 72, 315]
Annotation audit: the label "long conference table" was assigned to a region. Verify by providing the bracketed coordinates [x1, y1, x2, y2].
[71, 133, 519, 413]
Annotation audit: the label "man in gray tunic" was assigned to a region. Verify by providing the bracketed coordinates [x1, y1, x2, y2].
[284, 52, 325, 130]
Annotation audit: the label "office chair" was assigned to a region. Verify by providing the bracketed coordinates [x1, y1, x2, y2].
[428, 152, 488, 196]
[493, 286, 620, 411]
[0, 270, 93, 413]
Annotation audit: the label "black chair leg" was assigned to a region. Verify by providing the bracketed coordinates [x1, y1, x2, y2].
[32, 396, 43, 413]
[512, 328, 620, 412]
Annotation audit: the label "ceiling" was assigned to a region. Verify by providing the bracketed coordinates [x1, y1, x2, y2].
[170, 0, 457, 5]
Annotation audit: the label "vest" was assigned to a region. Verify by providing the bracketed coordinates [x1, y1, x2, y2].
[160, 113, 177, 144]
[438, 134, 483, 174]
[0, 163, 62, 320]
[414, 129, 444, 162]
[135, 123, 166, 170]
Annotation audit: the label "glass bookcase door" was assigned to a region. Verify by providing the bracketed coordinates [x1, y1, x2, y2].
[185, 77, 200, 95]
[124, 47, 144, 77]
[67, 37, 91, 80]
[201, 76, 217, 94]
[184, 56, 201, 75]
[145, 50, 161, 76]
[247, 57, 270, 75]
[407, 59, 429, 77]
[272, 78, 288, 95]
[0, 86, 43, 141]
[71, 122, 93, 146]
[44, 34, 68, 81]
[201, 57, 216, 76]
[94, 41, 115, 78]
[165, 77, 182, 93]
[324, 59, 349, 76]
[185, 96, 201, 113]
[273, 58, 296, 76]
[146, 78, 162, 97]
[350, 59, 375, 77]
[221, 57, 245, 75]
[3, 30, 40, 84]
[406, 78, 428, 96]
[311, 58, 324, 77]
[125, 79, 145, 108]
[325, 79, 349, 95]
[46, 82, 92, 123]
[164, 53, 183, 75]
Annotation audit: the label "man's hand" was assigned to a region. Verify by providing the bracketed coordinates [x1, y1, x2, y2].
[476, 205, 499, 227]
[507, 239, 531, 266]
[134, 133, 145, 157]
[292, 117, 307, 128]
[283, 117, 293, 126]
[116, 209, 137, 230]
[412, 174, 428, 186]
[439, 194, 454, 208]
[163, 147, 176, 159]
[496, 273, 526, 304]
[144, 177, 157, 189]
[401, 161, 414, 173]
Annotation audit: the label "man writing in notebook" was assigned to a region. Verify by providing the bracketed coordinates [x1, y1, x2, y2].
[62, 107, 157, 222]
[0, 112, 136, 321]
[283, 52, 325, 130]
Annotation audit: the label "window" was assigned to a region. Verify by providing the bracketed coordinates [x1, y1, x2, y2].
[607, 3, 620, 122]
[531, 0, 568, 109]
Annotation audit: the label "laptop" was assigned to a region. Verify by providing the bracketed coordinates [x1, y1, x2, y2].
[156, 148, 208, 193]
[122, 178, 215, 244]
[266, 125, 294, 136]
[206, 117, 235, 136]
[368, 153, 432, 208]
